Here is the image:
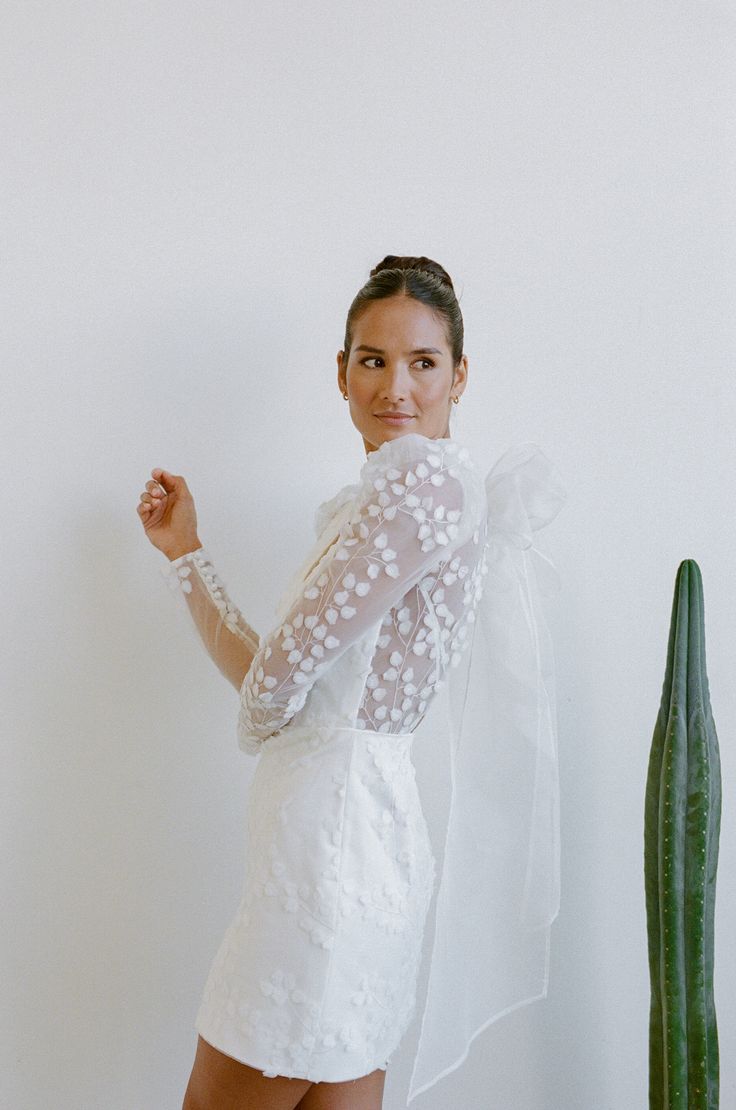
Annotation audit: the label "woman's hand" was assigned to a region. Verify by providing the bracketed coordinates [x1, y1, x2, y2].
[137, 468, 202, 561]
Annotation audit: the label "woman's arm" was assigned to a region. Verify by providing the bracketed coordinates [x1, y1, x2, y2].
[161, 546, 261, 692]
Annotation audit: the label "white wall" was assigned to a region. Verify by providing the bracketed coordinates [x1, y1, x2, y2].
[3, 1, 735, 1107]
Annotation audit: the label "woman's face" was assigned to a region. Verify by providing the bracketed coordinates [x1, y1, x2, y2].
[337, 294, 468, 455]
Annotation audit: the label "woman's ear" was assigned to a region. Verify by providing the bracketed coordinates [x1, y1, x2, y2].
[336, 349, 347, 395]
[452, 354, 469, 398]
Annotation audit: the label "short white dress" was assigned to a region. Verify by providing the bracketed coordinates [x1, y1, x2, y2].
[161, 432, 488, 1082]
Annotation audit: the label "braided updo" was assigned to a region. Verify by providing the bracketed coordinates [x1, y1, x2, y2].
[343, 254, 464, 371]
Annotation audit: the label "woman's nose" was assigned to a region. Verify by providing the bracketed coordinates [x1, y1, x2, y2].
[378, 366, 409, 396]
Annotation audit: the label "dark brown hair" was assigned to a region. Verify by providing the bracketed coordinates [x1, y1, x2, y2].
[343, 254, 464, 374]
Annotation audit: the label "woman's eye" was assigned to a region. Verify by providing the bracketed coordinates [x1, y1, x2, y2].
[360, 357, 435, 369]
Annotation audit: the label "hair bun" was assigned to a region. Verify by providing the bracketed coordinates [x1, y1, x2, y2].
[370, 254, 455, 294]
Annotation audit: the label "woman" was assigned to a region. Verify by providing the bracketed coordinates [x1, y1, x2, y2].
[137, 256, 563, 1109]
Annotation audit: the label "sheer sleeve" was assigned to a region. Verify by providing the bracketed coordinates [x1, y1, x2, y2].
[237, 444, 468, 752]
[160, 546, 261, 693]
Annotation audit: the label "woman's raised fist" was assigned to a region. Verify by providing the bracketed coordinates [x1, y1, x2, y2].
[137, 468, 202, 561]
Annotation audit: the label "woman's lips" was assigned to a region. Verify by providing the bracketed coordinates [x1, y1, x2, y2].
[375, 413, 414, 425]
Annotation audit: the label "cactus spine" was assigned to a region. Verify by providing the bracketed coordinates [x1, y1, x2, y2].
[644, 559, 721, 1108]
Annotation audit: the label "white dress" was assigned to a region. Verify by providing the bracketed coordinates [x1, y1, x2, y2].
[160, 432, 489, 1082]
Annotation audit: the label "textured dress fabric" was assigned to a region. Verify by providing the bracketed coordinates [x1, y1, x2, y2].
[160, 433, 489, 1082]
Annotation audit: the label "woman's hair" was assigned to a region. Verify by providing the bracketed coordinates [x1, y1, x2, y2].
[343, 254, 464, 373]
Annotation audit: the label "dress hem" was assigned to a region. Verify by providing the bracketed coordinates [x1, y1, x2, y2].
[195, 1023, 389, 1083]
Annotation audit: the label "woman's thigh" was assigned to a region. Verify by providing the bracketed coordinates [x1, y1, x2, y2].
[294, 1067, 387, 1110]
[182, 1034, 313, 1110]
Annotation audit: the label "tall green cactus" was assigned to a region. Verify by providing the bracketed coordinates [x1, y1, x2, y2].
[644, 559, 721, 1109]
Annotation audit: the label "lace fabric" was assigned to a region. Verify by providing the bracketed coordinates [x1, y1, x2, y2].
[161, 547, 260, 692]
[158, 433, 566, 1102]
[236, 437, 481, 747]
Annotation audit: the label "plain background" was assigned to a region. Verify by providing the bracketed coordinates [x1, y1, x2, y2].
[3, 1, 735, 1107]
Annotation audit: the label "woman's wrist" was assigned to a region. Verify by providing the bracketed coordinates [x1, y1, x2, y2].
[165, 539, 203, 562]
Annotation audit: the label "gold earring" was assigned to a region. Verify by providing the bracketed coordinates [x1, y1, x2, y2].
[452, 395, 460, 404]
[342, 392, 348, 399]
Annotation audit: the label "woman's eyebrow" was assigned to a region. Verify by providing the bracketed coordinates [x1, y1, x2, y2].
[354, 345, 442, 355]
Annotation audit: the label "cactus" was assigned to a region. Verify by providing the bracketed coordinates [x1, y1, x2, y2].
[644, 559, 721, 1109]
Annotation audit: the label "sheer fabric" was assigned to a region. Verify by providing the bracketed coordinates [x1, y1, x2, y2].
[236, 440, 487, 748]
[406, 441, 566, 1102]
[161, 435, 487, 755]
[158, 432, 565, 1102]
[161, 547, 260, 691]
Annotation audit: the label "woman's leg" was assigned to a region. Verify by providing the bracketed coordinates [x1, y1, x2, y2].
[182, 1034, 313, 1110]
[294, 1067, 387, 1110]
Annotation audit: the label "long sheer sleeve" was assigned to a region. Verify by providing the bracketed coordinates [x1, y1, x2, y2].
[237, 442, 468, 751]
[160, 546, 261, 692]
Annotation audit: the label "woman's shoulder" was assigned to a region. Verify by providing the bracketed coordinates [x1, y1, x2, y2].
[358, 431, 478, 484]
[314, 433, 485, 539]
[360, 432, 484, 512]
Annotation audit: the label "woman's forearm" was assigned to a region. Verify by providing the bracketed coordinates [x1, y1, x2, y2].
[161, 546, 261, 692]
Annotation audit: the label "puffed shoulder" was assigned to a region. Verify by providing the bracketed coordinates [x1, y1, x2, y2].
[356, 433, 486, 550]
[360, 433, 483, 519]
[313, 433, 485, 543]
[358, 432, 477, 485]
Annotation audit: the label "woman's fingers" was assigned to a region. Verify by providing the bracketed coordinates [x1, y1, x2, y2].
[139, 468, 183, 531]
[139, 477, 168, 515]
[152, 467, 178, 494]
[145, 478, 165, 501]
[139, 476, 168, 509]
